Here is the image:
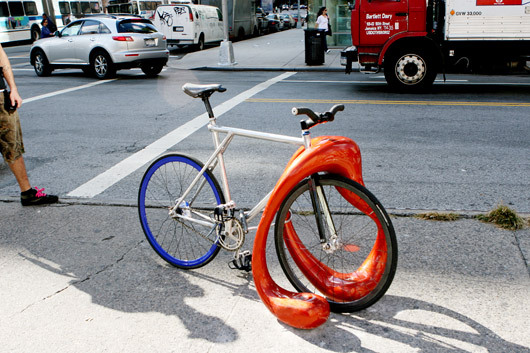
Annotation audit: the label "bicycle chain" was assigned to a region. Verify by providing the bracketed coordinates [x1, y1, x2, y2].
[175, 214, 218, 245]
[174, 211, 245, 251]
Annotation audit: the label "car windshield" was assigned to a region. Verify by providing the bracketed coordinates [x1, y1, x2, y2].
[61, 21, 82, 36]
[117, 19, 158, 33]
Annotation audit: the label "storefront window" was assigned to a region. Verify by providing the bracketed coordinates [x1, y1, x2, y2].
[308, 0, 353, 47]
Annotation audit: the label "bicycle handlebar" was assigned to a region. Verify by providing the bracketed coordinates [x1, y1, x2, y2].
[292, 104, 345, 130]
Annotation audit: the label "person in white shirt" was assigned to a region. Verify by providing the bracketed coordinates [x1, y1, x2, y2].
[316, 7, 330, 53]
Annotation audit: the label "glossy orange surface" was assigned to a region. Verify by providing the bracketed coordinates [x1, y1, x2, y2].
[283, 220, 387, 301]
[252, 136, 365, 329]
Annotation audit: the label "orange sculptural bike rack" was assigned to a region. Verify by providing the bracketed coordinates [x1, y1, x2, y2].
[252, 136, 389, 329]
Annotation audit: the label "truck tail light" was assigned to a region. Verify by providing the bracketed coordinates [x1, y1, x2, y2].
[112, 36, 134, 42]
[189, 11, 194, 22]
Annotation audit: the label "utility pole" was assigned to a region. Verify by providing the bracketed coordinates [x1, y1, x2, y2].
[218, 0, 236, 66]
[296, 0, 301, 28]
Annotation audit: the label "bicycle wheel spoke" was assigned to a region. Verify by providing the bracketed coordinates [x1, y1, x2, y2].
[139, 154, 225, 269]
[275, 175, 397, 312]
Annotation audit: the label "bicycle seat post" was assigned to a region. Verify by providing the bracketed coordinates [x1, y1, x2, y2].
[202, 96, 215, 121]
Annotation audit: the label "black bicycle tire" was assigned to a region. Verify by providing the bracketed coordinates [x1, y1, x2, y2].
[274, 174, 398, 312]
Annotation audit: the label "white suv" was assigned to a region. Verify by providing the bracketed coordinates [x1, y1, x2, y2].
[30, 15, 169, 79]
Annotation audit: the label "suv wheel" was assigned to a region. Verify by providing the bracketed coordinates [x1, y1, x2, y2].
[91, 51, 116, 79]
[33, 50, 52, 77]
[141, 63, 164, 77]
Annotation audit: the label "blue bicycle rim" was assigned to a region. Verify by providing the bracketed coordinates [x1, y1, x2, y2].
[139, 155, 222, 268]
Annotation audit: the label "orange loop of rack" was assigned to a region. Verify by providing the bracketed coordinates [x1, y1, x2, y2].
[252, 136, 364, 329]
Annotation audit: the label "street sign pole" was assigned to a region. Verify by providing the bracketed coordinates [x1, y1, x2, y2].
[218, 0, 236, 66]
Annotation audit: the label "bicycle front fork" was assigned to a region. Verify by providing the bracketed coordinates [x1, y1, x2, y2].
[308, 174, 341, 253]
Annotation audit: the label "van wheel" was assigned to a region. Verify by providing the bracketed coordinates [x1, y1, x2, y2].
[196, 34, 205, 51]
[141, 63, 164, 77]
[384, 47, 437, 92]
[33, 50, 52, 77]
[91, 50, 116, 79]
[237, 28, 245, 40]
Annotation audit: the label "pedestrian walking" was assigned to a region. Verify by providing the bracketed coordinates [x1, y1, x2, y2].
[41, 13, 57, 33]
[0, 44, 58, 206]
[316, 7, 330, 53]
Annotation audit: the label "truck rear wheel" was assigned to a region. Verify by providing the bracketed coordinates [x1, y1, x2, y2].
[384, 48, 437, 92]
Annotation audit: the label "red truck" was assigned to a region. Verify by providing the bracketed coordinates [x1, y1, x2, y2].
[341, 0, 530, 91]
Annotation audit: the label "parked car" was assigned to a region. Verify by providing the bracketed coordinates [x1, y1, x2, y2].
[279, 14, 295, 29]
[30, 15, 169, 79]
[256, 7, 269, 35]
[266, 14, 284, 32]
[292, 14, 306, 27]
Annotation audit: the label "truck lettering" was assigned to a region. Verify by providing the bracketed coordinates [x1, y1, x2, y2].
[366, 13, 393, 20]
[366, 30, 391, 35]
[452, 10, 483, 15]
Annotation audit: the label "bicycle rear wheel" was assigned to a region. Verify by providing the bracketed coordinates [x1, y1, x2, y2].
[138, 153, 225, 269]
[274, 174, 397, 312]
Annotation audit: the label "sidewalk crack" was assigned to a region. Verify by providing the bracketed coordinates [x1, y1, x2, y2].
[513, 231, 530, 278]
[18, 239, 144, 314]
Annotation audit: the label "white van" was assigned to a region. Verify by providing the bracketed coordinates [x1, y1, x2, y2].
[154, 4, 224, 50]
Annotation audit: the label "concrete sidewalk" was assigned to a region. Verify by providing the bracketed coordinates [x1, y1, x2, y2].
[1, 201, 529, 352]
[167, 28, 351, 71]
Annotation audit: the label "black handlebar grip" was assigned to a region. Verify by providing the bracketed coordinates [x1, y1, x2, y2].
[330, 104, 345, 115]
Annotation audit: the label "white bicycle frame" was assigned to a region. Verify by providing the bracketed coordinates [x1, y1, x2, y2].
[171, 114, 308, 231]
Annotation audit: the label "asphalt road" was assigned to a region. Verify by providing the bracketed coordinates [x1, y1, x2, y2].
[1, 47, 529, 215]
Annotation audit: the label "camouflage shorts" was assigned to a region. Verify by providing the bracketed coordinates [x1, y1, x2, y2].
[0, 92, 24, 164]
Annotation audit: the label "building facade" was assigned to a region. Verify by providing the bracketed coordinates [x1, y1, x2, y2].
[307, 0, 352, 47]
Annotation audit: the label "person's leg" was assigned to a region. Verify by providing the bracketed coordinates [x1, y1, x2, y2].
[1, 110, 58, 205]
[8, 155, 31, 192]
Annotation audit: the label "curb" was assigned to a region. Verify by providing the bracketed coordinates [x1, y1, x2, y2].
[191, 66, 351, 72]
[3, 196, 527, 218]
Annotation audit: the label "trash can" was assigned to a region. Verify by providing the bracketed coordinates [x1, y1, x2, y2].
[304, 28, 325, 65]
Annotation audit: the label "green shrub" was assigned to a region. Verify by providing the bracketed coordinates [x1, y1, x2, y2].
[476, 204, 525, 230]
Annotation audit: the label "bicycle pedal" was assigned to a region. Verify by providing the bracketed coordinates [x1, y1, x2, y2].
[228, 252, 252, 272]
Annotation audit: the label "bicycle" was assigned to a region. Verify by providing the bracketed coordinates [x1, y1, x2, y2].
[138, 83, 398, 329]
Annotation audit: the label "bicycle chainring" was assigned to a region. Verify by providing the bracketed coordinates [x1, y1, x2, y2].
[218, 218, 245, 251]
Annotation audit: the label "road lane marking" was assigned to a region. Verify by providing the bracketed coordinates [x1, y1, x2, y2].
[24, 80, 117, 103]
[245, 98, 530, 107]
[67, 71, 297, 198]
